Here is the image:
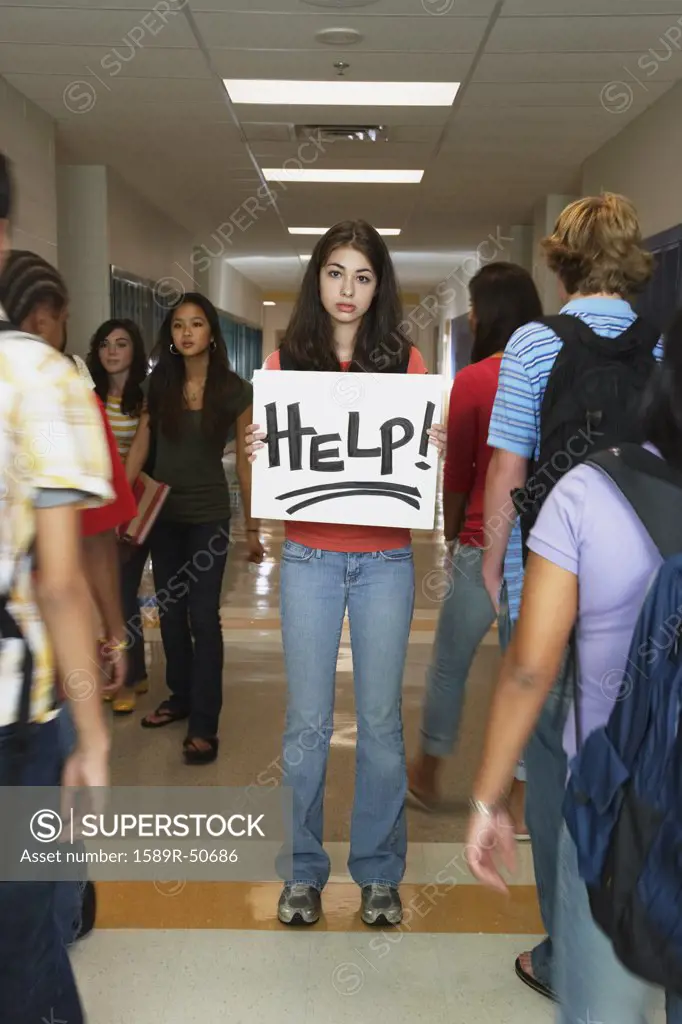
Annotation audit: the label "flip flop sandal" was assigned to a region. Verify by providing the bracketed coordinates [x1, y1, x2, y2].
[514, 955, 557, 1002]
[183, 736, 219, 766]
[140, 701, 189, 729]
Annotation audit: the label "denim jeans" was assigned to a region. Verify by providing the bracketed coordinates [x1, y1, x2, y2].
[0, 716, 84, 1024]
[420, 543, 495, 756]
[496, 580, 525, 782]
[525, 659, 571, 990]
[120, 537, 151, 688]
[54, 703, 86, 947]
[277, 541, 414, 889]
[151, 519, 230, 739]
[556, 823, 682, 1023]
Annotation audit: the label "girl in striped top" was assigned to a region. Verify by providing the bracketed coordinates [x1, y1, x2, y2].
[87, 319, 147, 461]
[87, 318, 149, 714]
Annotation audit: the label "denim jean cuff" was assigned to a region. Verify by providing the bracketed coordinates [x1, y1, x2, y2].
[286, 879, 324, 890]
[421, 736, 454, 758]
[530, 937, 553, 990]
[357, 877, 402, 888]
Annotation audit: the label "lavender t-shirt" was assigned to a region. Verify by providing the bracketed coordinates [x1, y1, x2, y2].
[527, 444, 663, 763]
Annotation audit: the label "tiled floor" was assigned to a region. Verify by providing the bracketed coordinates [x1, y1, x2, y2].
[73, 517, 552, 1022]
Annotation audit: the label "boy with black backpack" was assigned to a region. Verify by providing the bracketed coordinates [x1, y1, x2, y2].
[480, 192, 661, 1000]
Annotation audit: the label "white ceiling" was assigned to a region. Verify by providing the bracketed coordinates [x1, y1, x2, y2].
[2, 0, 682, 290]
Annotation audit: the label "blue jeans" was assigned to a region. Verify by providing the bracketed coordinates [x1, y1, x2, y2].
[54, 703, 86, 947]
[0, 716, 84, 1024]
[556, 823, 682, 1023]
[498, 581, 525, 782]
[525, 660, 571, 990]
[278, 541, 414, 889]
[420, 543, 495, 756]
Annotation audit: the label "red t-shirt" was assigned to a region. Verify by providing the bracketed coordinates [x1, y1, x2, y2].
[443, 353, 502, 548]
[263, 347, 428, 552]
[81, 395, 138, 537]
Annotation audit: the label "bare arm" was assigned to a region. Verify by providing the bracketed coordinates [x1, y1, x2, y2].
[235, 407, 264, 563]
[34, 504, 110, 761]
[472, 552, 577, 807]
[481, 448, 528, 609]
[443, 490, 467, 544]
[125, 410, 151, 485]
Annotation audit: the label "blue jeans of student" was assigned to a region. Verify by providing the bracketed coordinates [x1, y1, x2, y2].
[0, 716, 84, 1024]
[54, 702, 85, 947]
[420, 543, 495, 756]
[278, 541, 414, 889]
[556, 823, 682, 1023]
[501, 589, 569, 990]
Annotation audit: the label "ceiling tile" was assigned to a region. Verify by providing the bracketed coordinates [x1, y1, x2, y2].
[462, 79, 673, 106]
[0, 43, 211, 77]
[503, 1, 682, 15]
[487, 15, 682, 53]
[195, 12, 488, 51]
[0, 7, 195, 46]
[475, 50, 682, 81]
[207, 49, 475, 80]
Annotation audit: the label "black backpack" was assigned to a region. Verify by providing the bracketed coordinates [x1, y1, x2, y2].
[278, 343, 411, 373]
[513, 313, 660, 560]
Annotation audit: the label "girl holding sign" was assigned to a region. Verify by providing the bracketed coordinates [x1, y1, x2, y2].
[247, 220, 445, 927]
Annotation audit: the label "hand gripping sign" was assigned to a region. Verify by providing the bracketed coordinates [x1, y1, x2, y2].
[251, 370, 444, 530]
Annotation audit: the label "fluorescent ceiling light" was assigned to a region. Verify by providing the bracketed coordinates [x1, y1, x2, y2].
[263, 300, 276, 306]
[289, 226, 401, 236]
[263, 168, 423, 184]
[224, 79, 459, 107]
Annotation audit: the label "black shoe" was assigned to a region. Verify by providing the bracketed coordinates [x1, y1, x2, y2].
[360, 884, 402, 926]
[277, 884, 321, 925]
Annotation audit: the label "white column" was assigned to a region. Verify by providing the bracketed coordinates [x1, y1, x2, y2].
[56, 165, 110, 358]
[533, 194, 578, 313]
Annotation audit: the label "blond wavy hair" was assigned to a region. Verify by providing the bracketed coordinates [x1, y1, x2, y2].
[540, 193, 653, 297]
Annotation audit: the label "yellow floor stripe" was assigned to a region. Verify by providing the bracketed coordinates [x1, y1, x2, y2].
[95, 881, 542, 933]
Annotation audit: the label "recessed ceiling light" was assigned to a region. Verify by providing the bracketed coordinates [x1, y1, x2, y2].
[315, 28, 363, 46]
[289, 226, 401, 236]
[263, 300, 276, 306]
[223, 80, 459, 107]
[263, 168, 423, 183]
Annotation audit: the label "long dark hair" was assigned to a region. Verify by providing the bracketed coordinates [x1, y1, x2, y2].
[86, 318, 147, 417]
[468, 261, 543, 363]
[281, 219, 411, 372]
[148, 292, 242, 442]
[642, 309, 682, 472]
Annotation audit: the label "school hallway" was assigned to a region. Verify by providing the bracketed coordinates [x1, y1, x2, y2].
[70, 516, 555, 1024]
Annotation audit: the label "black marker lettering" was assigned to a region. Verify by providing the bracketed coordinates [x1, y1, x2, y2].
[419, 401, 436, 456]
[310, 434, 344, 472]
[265, 401, 316, 470]
[348, 412, 381, 459]
[380, 418, 414, 475]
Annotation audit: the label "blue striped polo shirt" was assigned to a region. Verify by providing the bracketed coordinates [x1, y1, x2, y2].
[488, 296, 663, 620]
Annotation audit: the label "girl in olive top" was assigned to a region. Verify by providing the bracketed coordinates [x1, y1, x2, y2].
[126, 292, 264, 765]
[87, 318, 149, 714]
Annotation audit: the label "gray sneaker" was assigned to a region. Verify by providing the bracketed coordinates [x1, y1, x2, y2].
[360, 884, 402, 926]
[277, 883, 321, 925]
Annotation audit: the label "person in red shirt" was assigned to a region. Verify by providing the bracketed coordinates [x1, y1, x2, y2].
[246, 220, 446, 930]
[407, 262, 542, 824]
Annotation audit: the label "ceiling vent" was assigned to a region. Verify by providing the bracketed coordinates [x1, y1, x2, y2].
[294, 124, 388, 143]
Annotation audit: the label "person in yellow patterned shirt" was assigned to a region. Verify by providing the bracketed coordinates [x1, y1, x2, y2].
[0, 152, 113, 1024]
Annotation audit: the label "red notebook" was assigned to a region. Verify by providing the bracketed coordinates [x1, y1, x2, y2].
[119, 472, 170, 545]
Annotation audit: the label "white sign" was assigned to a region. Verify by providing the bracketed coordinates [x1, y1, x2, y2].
[251, 370, 443, 530]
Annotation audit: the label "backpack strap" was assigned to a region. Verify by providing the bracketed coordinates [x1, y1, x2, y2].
[585, 443, 682, 558]
[537, 313, 659, 356]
